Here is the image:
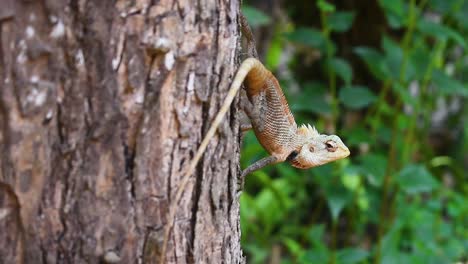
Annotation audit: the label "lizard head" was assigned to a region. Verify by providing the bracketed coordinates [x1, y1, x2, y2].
[288, 124, 350, 169]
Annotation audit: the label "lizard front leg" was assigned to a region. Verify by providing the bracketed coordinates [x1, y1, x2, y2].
[241, 155, 279, 179]
[238, 155, 280, 194]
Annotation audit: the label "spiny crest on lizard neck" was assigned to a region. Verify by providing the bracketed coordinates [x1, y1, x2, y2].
[297, 124, 319, 138]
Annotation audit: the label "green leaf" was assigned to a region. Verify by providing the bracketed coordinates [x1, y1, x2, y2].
[307, 224, 326, 245]
[396, 111, 411, 131]
[283, 238, 304, 257]
[378, 0, 406, 28]
[428, 0, 464, 15]
[292, 81, 332, 115]
[240, 195, 266, 248]
[441, 238, 465, 261]
[344, 125, 372, 147]
[396, 164, 439, 194]
[339, 85, 377, 109]
[408, 46, 431, 80]
[301, 250, 329, 264]
[337, 248, 369, 264]
[239, 193, 256, 231]
[242, 244, 269, 264]
[341, 166, 361, 191]
[325, 186, 352, 221]
[354, 47, 388, 80]
[266, 35, 283, 70]
[250, 177, 295, 234]
[417, 19, 467, 48]
[326, 57, 353, 85]
[310, 163, 334, 186]
[241, 6, 272, 27]
[328, 11, 356, 32]
[379, 0, 404, 16]
[358, 154, 388, 187]
[374, 125, 392, 145]
[382, 251, 412, 264]
[382, 35, 403, 80]
[454, 4, 468, 31]
[432, 69, 468, 97]
[317, 0, 336, 12]
[304, 225, 330, 263]
[285, 27, 326, 51]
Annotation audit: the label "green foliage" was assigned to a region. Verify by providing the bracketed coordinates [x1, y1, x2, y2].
[292, 82, 332, 115]
[396, 164, 439, 194]
[417, 19, 466, 48]
[317, 0, 336, 13]
[241, 0, 468, 263]
[242, 6, 272, 27]
[339, 85, 377, 109]
[353, 47, 387, 80]
[432, 69, 468, 97]
[379, 0, 406, 28]
[326, 58, 353, 85]
[286, 27, 327, 52]
[328, 12, 355, 32]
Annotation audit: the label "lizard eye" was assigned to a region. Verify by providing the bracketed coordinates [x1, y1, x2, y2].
[309, 146, 315, 153]
[325, 140, 337, 152]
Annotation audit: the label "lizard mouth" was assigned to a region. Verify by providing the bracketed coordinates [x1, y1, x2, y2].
[287, 150, 309, 169]
[289, 158, 308, 169]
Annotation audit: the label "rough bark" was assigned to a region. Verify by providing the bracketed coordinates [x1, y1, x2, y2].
[0, 0, 243, 263]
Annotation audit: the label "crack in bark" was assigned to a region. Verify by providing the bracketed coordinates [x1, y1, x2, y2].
[226, 162, 234, 225]
[123, 137, 140, 258]
[123, 144, 136, 199]
[56, 151, 73, 259]
[208, 152, 219, 220]
[188, 147, 204, 263]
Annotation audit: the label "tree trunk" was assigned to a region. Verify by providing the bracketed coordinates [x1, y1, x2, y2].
[0, 0, 244, 263]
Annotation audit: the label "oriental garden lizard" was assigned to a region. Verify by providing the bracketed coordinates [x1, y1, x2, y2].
[160, 15, 350, 262]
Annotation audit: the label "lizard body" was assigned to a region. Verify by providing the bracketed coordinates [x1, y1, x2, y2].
[240, 58, 350, 174]
[160, 18, 350, 262]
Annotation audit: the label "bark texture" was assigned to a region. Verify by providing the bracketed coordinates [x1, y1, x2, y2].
[0, 0, 243, 263]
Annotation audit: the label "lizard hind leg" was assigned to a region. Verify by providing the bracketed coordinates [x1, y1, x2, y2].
[239, 89, 254, 136]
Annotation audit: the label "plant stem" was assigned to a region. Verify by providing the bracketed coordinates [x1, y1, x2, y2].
[375, 0, 422, 262]
[367, 80, 391, 138]
[320, 10, 338, 130]
[330, 219, 337, 264]
[402, 40, 445, 162]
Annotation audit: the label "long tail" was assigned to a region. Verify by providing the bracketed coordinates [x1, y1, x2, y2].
[160, 58, 263, 262]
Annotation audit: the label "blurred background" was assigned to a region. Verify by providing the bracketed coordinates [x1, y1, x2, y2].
[239, 0, 468, 263]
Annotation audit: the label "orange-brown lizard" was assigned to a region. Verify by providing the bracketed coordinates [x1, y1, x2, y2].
[160, 16, 350, 262]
